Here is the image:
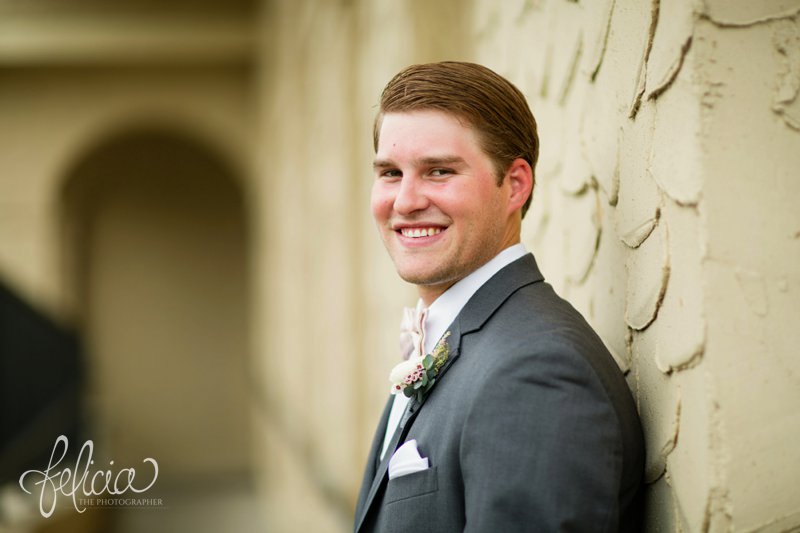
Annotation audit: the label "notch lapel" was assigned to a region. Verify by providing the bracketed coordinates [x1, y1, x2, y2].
[354, 396, 392, 521]
[353, 400, 409, 533]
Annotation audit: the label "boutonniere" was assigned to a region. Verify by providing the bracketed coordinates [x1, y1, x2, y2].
[389, 332, 451, 403]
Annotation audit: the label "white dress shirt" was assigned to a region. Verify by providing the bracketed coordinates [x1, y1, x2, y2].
[379, 243, 528, 459]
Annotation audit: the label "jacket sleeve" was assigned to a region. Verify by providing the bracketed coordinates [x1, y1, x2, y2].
[460, 340, 624, 532]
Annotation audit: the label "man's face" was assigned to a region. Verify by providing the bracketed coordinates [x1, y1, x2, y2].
[371, 110, 518, 304]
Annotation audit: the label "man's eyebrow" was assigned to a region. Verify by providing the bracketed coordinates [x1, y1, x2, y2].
[372, 159, 396, 170]
[372, 156, 466, 169]
[416, 156, 466, 166]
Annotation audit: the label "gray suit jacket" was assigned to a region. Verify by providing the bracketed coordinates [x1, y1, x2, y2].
[354, 254, 644, 532]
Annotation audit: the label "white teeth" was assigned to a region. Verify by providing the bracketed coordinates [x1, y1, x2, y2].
[400, 227, 442, 238]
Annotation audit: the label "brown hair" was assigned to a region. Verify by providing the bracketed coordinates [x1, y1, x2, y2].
[374, 61, 539, 217]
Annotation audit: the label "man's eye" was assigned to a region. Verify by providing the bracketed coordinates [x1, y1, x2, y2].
[430, 168, 453, 177]
[380, 169, 402, 178]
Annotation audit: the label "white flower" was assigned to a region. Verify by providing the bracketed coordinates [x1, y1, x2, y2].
[389, 356, 426, 394]
[387, 331, 451, 401]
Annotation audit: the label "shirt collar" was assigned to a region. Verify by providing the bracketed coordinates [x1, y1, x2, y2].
[422, 243, 528, 354]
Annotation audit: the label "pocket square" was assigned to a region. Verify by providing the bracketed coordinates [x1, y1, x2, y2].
[389, 439, 429, 480]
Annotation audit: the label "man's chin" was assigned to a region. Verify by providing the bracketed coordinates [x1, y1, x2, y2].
[396, 270, 437, 286]
[396, 267, 453, 288]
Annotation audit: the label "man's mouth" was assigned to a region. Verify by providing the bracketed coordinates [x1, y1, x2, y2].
[398, 227, 444, 238]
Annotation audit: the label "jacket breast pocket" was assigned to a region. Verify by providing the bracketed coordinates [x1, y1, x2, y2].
[384, 466, 438, 504]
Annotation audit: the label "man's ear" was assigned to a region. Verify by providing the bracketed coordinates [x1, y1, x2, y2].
[505, 158, 533, 215]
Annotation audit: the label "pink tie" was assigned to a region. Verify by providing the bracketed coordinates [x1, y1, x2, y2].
[399, 302, 427, 360]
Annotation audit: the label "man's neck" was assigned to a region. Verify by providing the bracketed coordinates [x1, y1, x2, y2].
[416, 243, 527, 308]
[416, 237, 522, 307]
[418, 282, 456, 307]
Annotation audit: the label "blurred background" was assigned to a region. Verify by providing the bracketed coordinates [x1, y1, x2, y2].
[0, 0, 798, 532]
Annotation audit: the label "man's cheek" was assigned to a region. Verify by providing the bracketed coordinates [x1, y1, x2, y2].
[370, 194, 393, 222]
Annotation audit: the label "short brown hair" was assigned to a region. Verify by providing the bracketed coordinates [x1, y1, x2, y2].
[374, 61, 539, 217]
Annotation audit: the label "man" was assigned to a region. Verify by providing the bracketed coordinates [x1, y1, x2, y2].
[355, 61, 644, 532]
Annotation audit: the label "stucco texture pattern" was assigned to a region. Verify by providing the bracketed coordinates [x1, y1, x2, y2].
[470, 1, 800, 531]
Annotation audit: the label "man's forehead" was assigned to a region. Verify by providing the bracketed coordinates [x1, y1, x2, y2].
[377, 112, 476, 147]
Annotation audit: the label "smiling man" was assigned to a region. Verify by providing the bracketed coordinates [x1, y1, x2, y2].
[355, 62, 644, 533]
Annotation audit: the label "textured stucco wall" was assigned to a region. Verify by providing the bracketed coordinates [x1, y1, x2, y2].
[472, 0, 800, 531]
[696, 6, 800, 531]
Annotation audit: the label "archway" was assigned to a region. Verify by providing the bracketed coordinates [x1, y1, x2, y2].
[59, 128, 257, 530]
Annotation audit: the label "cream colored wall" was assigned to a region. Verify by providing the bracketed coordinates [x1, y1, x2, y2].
[254, 0, 800, 532]
[696, 10, 800, 531]
[479, 2, 800, 531]
[253, 1, 475, 530]
[254, 3, 363, 531]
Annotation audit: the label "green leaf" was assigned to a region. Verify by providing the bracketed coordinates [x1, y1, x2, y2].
[423, 354, 434, 369]
[413, 380, 424, 390]
[403, 387, 413, 398]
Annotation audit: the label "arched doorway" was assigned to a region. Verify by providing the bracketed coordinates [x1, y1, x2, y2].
[59, 128, 258, 531]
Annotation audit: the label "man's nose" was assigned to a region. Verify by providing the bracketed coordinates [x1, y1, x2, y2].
[393, 175, 429, 215]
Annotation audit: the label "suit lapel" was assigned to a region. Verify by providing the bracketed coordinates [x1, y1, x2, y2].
[354, 328, 462, 532]
[354, 396, 392, 522]
[456, 253, 544, 335]
[355, 254, 544, 532]
[354, 401, 407, 532]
